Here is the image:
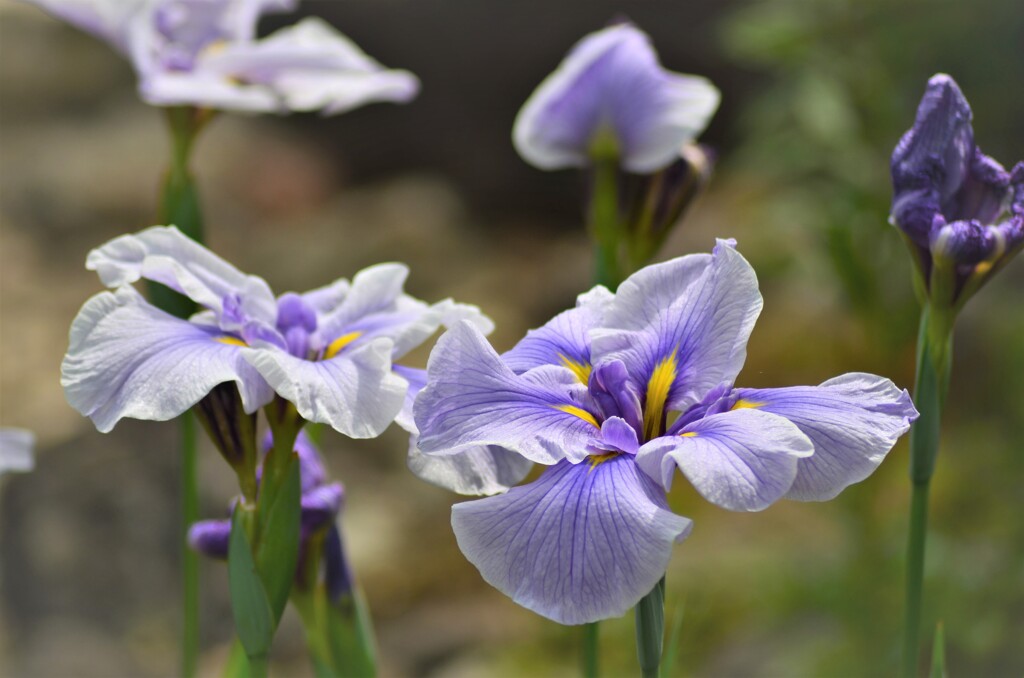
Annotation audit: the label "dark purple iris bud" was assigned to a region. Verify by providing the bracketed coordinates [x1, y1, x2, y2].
[890, 74, 1024, 303]
[187, 519, 230, 559]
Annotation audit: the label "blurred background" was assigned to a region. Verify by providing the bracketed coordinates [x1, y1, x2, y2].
[1, 0, 1022, 675]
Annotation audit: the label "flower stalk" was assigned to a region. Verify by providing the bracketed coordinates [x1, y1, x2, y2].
[902, 304, 952, 678]
[635, 577, 666, 678]
[589, 151, 624, 289]
[155, 105, 210, 678]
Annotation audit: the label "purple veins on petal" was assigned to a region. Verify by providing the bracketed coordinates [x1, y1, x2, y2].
[452, 455, 692, 625]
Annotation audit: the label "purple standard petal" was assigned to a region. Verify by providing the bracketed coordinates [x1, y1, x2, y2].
[415, 322, 601, 465]
[452, 455, 692, 625]
[514, 23, 720, 173]
[0, 428, 35, 476]
[62, 286, 273, 433]
[199, 17, 420, 115]
[242, 337, 406, 438]
[593, 241, 761, 427]
[636, 408, 812, 511]
[187, 519, 230, 559]
[734, 373, 918, 501]
[86, 226, 277, 325]
[502, 286, 613, 380]
[301, 482, 344, 532]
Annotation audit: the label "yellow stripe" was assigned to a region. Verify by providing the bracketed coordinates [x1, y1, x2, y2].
[731, 399, 764, 411]
[680, 431, 698, 438]
[216, 336, 247, 347]
[553, 404, 600, 429]
[642, 350, 678, 441]
[558, 354, 592, 384]
[588, 452, 619, 471]
[323, 331, 363, 360]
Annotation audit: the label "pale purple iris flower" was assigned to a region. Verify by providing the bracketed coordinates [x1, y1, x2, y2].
[0, 428, 35, 477]
[61, 225, 491, 438]
[891, 74, 1023, 297]
[23, 0, 419, 114]
[189, 430, 353, 598]
[413, 241, 918, 625]
[513, 22, 720, 173]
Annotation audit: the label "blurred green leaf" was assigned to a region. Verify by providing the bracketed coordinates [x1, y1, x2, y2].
[255, 457, 302, 622]
[930, 622, 946, 678]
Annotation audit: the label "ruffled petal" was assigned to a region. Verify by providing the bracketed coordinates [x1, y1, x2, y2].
[200, 17, 419, 115]
[61, 286, 273, 432]
[407, 437, 532, 496]
[85, 226, 277, 323]
[593, 241, 761, 413]
[502, 286, 613, 377]
[415, 322, 599, 465]
[636, 408, 812, 511]
[734, 373, 918, 501]
[242, 337, 406, 438]
[513, 23, 719, 173]
[452, 456, 692, 625]
[316, 263, 409, 338]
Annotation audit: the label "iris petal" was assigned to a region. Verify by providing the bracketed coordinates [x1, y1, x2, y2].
[452, 455, 692, 625]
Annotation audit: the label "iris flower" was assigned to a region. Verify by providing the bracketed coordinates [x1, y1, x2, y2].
[513, 22, 720, 173]
[414, 241, 918, 624]
[61, 225, 490, 438]
[891, 74, 1023, 302]
[23, 0, 419, 114]
[189, 430, 352, 597]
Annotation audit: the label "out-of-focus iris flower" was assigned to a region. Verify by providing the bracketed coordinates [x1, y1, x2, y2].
[513, 22, 720, 173]
[61, 226, 490, 437]
[891, 74, 1023, 306]
[413, 241, 918, 625]
[0, 428, 35, 476]
[189, 431, 352, 598]
[23, 0, 419, 114]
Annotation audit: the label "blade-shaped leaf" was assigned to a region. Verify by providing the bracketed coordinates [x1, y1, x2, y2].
[256, 456, 302, 622]
[228, 513, 275, 660]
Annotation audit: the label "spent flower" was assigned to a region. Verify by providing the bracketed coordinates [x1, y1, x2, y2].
[413, 241, 918, 624]
[24, 0, 419, 114]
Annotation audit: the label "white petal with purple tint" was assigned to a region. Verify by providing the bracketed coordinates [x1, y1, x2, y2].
[452, 456, 692, 625]
[736, 373, 918, 501]
[62, 286, 273, 432]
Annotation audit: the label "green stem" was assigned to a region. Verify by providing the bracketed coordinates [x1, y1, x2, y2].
[635, 577, 666, 678]
[155, 108, 209, 678]
[581, 622, 599, 678]
[901, 305, 952, 678]
[181, 411, 200, 678]
[247, 654, 268, 678]
[589, 156, 623, 289]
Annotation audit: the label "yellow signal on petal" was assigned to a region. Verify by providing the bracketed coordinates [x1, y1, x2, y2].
[216, 336, 247, 347]
[588, 452, 619, 471]
[731, 399, 764, 411]
[680, 431, 698, 438]
[558, 354, 592, 384]
[642, 349, 678, 441]
[553, 404, 600, 429]
[323, 331, 363, 360]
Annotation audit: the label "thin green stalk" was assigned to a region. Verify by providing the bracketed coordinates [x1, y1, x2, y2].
[901, 305, 952, 678]
[581, 622, 599, 678]
[589, 156, 622, 289]
[635, 577, 666, 678]
[155, 107, 210, 678]
[181, 411, 200, 678]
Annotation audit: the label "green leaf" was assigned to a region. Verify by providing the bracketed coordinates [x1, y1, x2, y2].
[325, 590, 377, 678]
[660, 602, 686, 678]
[255, 456, 302, 622]
[228, 513, 275, 660]
[929, 622, 946, 678]
[635, 577, 666, 678]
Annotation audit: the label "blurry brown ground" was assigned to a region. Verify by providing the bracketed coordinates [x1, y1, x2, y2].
[1, 1, 1022, 676]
